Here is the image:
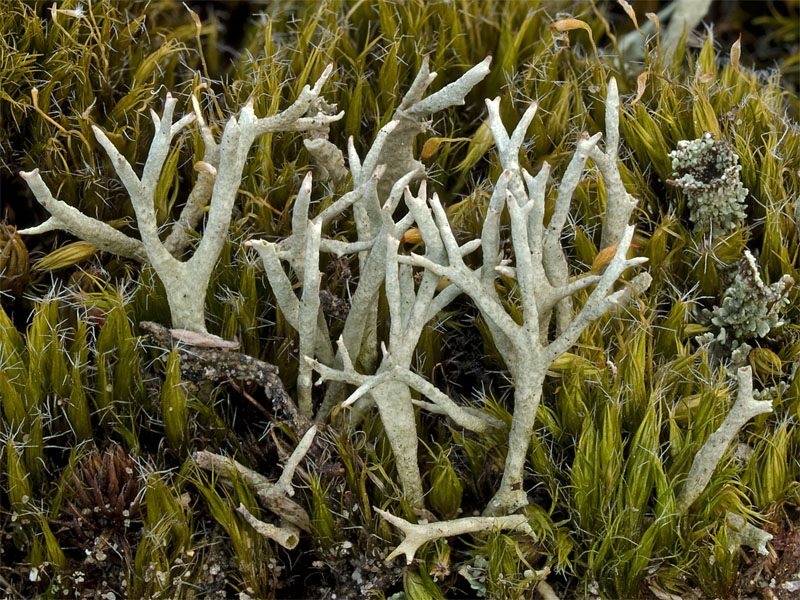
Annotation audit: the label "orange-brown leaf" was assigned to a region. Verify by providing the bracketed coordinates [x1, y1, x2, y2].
[631, 71, 649, 106]
[730, 33, 742, 72]
[400, 228, 422, 245]
[421, 137, 443, 160]
[590, 243, 619, 273]
[551, 18, 592, 34]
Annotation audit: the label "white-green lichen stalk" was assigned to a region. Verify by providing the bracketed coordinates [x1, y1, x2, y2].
[726, 511, 773, 556]
[408, 80, 648, 516]
[194, 425, 318, 550]
[249, 58, 494, 507]
[21, 66, 342, 335]
[307, 180, 505, 503]
[317, 55, 493, 416]
[591, 79, 640, 250]
[374, 507, 533, 564]
[371, 55, 493, 200]
[676, 366, 772, 514]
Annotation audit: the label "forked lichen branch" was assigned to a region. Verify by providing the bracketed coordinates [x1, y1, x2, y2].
[21, 68, 342, 334]
[373, 507, 533, 564]
[676, 366, 772, 514]
[404, 78, 648, 516]
[193, 425, 318, 550]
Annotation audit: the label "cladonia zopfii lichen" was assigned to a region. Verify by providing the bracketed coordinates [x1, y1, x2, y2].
[3, 2, 799, 597]
[16, 50, 778, 577]
[668, 132, 748, 236]
[20, 67, 343, 336]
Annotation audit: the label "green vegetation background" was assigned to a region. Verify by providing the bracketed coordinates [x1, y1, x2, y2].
[0, 1, 798, 598]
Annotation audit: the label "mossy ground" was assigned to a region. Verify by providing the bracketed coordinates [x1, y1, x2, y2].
[1, 1, 799, 598]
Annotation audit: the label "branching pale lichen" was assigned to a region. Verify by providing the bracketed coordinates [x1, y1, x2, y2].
[248, 59, 493, 505]
[374, 507, 532, 564]
[193, 425, 318, 549]
[20, 68, 342, 335]
[406, 80, 648, 516]
[676, 367, 772, 514]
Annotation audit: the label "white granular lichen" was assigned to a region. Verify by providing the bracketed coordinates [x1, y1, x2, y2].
[710, 250, 793, 344]
[668, 132, 748, 235]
